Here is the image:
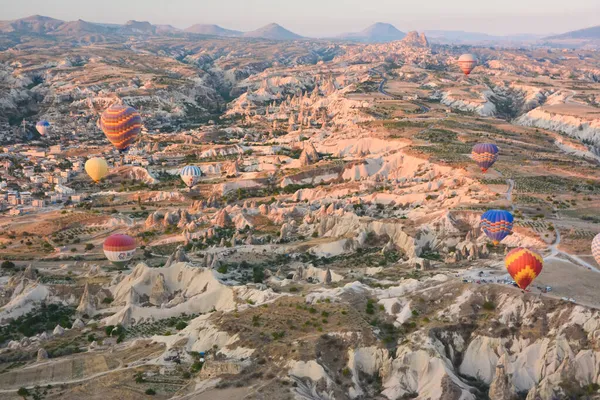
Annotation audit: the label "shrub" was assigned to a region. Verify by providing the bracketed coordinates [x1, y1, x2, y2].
[85, 243, 95, 251]
[482, 301, 495, 311]
[1, 260, 15, 270]
[145, 388, 156, 395]
[175, 321, 188, 330]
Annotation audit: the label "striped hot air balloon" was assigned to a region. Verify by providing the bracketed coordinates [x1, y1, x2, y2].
[100, 105, 142, 152]
[481, 210, 514, 245]
[85, 157, 109, 183]
[36, 120, 50, 136]
[103, 234, 136, 267]
[180, 165, 202, 188]
[592, 233, 600, 266]
[457, 54, 478, 76]
[472, 143, 499, 173]
[505, 247, 543, 290]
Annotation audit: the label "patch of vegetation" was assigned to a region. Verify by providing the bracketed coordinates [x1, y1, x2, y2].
[0, 303, 76, 344]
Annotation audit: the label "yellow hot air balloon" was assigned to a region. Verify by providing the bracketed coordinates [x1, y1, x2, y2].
[85, 157, 109, 183]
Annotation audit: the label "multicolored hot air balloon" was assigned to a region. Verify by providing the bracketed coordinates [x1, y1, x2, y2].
[505, 247, 543, 290]
[592, 233, 600, 266]
[103, 234, 136, 268]
[36, 120, 50, 136]
[180, 165, 202, 189]
[472, 143, 499, 173]
[457, 54, 478, 76]
[481, 209, 514, 245]
[85, 157, 109, 183]
[100, 105, 142, 152]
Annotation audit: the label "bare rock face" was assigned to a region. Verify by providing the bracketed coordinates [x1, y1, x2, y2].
[145, 211, 164, 228]
[77, 282, 95, 316]
[402, 31, 429, 47]
[53, 325, 65, 336]
[279, 222, 294, 240]
[213, 209, 232, 228]
[298, 142, 320, 166]
[23, 264, 36, 280]
[324, 268, 332, 284]
[163, 211, 180, 227]
[164, 246, 190, 268]
[150, 273, 169, 305]
[259, 204, 269, 216]
[489, 354, 518, 400]
[37, 348, 48, 362]
[71, 318, 85, 330]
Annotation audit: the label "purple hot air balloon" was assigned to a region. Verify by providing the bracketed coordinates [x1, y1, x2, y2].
[472, 143, 499, 173]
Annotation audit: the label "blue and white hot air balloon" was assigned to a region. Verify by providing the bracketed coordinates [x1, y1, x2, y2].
[180, 165, 202, 189]
[36, 120, 50, 136]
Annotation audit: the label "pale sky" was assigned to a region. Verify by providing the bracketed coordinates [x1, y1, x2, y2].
[1, 0, 599, 36]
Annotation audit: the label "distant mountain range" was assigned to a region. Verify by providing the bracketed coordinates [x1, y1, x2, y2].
[337, 22, 406, 43]
[0, 15, 305, 41]
[0, 15, 598, 46]
[545, 25, 600, 40]
[424, 30, 545, 44]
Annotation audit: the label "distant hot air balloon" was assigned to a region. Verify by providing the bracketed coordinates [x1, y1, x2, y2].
[505, 247, 543, 290]
[103, 234, 136, 268]
[100, 105, 142, 152]
[457, 54, 478, 76]
[180, 165, 202, 189]
[36, 120, 50, 136]
[85, 157, 109, 183]
[481, 209, 514, 245]
[592, 233, 600, 266]
[472, 143, 499, 173]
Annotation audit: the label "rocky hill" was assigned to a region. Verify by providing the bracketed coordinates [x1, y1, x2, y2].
[338, 22, 406, 43]
[243, 23, 303, 40]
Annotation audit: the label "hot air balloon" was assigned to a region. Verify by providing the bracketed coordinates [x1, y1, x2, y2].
[100, 105, 142, 152]
[505, 247, 543, 290]
[36, 120, 50, 136]
[180, 165, 202, 189]
[481, 210, 514, 245]
[472, 143, 499, 173]
[85, 157, 109, 183]
[592, 233, 600, 266]
[103, 234, 136, 268]
[457, 54, 478, 76]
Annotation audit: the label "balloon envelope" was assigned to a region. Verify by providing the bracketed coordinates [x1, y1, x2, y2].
[472, 143, 499, 173]
[458, 54, 478, 75]
[85, 157, 109, 183]
[103, 234, 136, 267]
[180, 165, 202, 188]
[592, 233, 600, 266]
[505, 247, 543, 290]
[36, 120, 50, 136]
[100, 105, 142, 152]
[481, 209, 514, 244]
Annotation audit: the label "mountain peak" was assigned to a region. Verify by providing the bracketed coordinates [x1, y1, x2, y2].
[339, 22, 405, 43]
[184, 24, 242, 37]
[243, 23, 303, 40]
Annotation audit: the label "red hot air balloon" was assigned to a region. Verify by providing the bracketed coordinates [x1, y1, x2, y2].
[103, 234, 136, 268]
[505, 248, 543, 290]
[100, 105, 142, 152]
[457, 54, 478, 76]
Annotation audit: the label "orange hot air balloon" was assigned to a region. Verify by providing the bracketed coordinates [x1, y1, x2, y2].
[457, 53, 478, 76]
[505, 248, 543, 290]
